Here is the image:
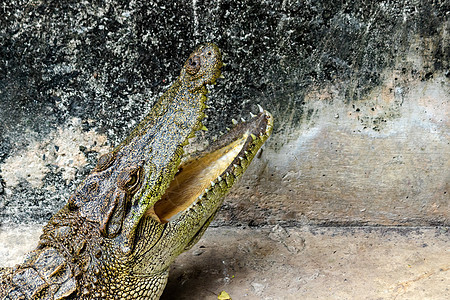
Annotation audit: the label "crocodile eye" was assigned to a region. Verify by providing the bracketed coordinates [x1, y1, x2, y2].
[117, 166, 142, 193]
[126, 173, 139, 189]
[95, 152, 115, 171]
[186, 55, 201, 75]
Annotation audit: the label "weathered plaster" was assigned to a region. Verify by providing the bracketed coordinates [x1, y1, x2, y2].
[223, 66, 448, 226]
[1, 118, 110, 189]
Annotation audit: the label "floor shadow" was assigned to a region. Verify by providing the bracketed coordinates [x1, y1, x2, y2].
[160, 245, 250, 299]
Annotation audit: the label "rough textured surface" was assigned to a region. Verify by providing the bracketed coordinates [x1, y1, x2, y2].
[0, 1, 449, 227]
[2, 225, 449, 299]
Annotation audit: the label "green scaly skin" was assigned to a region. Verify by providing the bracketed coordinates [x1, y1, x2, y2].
[0, 43, 273, 299]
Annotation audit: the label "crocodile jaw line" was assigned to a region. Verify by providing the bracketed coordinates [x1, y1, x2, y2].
[145, 109, 273, 224]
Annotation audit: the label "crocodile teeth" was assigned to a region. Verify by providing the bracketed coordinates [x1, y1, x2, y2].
[210, 181, 215, 186]
[233, 164, 238, 168]
[204, 188, 209, 193]
[219, 74, 225, 79]
[251, 133, 257, 140]
[217, 176, 222, 181]
[257, 104, 264, 113]
[250, 112, 256, 118]
[238, 156, 244, 160]
[201, 125, 208, 131]
[232, 118, 238, 125]
[241, 117, 246, 122]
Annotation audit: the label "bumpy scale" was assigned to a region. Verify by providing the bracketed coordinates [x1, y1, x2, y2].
[0, 43, 273, 299]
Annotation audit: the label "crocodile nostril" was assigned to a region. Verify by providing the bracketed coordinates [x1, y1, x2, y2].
[186, 55, 201, 75]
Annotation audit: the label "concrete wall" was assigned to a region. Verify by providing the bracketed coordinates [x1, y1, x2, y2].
[0, 1, 448, 227]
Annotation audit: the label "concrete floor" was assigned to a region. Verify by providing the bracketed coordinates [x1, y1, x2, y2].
[1, 225, 449, 299]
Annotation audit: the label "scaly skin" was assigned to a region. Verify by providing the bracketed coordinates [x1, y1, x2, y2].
[0, 43, 273, 299]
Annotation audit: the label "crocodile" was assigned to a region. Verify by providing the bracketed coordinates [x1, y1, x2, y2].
[0, 43, 273, 299]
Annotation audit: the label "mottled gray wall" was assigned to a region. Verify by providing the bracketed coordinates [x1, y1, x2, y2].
[0, 1, 448, 227]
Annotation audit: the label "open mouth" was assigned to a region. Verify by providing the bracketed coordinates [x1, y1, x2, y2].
[148, 107, 273, 223]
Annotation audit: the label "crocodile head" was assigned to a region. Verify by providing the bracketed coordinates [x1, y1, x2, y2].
[43, 43, 272, 297]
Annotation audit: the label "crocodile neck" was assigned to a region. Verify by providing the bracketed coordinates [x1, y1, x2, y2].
[0, 207, 169, 299]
